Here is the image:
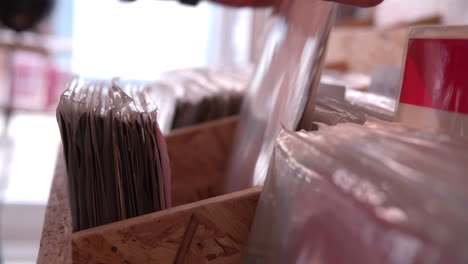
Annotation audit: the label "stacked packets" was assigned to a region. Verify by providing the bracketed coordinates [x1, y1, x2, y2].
[56, 78, 171, 231]
[160, 67, 250, 130]
[243, 122, 468, 264]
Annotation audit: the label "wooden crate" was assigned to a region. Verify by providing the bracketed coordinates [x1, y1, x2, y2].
[38, 117, 262, 264]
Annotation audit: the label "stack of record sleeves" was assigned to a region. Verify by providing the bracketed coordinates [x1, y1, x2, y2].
[159, 66, 250, 130]
[56, 78, 171, 231]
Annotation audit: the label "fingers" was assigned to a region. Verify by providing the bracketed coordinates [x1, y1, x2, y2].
[323, 0, 383, 7]
[208, 0, 383, 7]
[207, 0, 276, 7]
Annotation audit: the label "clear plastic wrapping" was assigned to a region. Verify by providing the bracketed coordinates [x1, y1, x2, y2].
[346, 89, 396, 121]
[226, 0, 337, 192]
[310, 97, 367, 127]
[243, 123, 468, 264]
[56, 78, 171, 231]
[119, 80, 177, 135]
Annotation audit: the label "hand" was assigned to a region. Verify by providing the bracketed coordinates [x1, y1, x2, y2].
[324, 0, 383, 7]
[209, 0, 383, 7]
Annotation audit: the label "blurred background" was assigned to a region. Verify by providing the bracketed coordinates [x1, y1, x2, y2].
[0, 0, 467, 263]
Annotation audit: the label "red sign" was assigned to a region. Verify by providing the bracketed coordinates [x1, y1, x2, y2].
[400, 39, 468, 114]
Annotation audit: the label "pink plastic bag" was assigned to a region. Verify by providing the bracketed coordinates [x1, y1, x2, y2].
[244, 123, 468, 264]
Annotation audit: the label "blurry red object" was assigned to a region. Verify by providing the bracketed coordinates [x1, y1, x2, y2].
[396, 26, 468, 136]
[45, 63, 71, 109]
[400, 39, 468, 114]
[11, 51, 70, 112]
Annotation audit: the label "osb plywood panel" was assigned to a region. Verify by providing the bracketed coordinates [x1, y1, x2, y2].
[72, 187, 261, 264]
[37, 154, 72, 264]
